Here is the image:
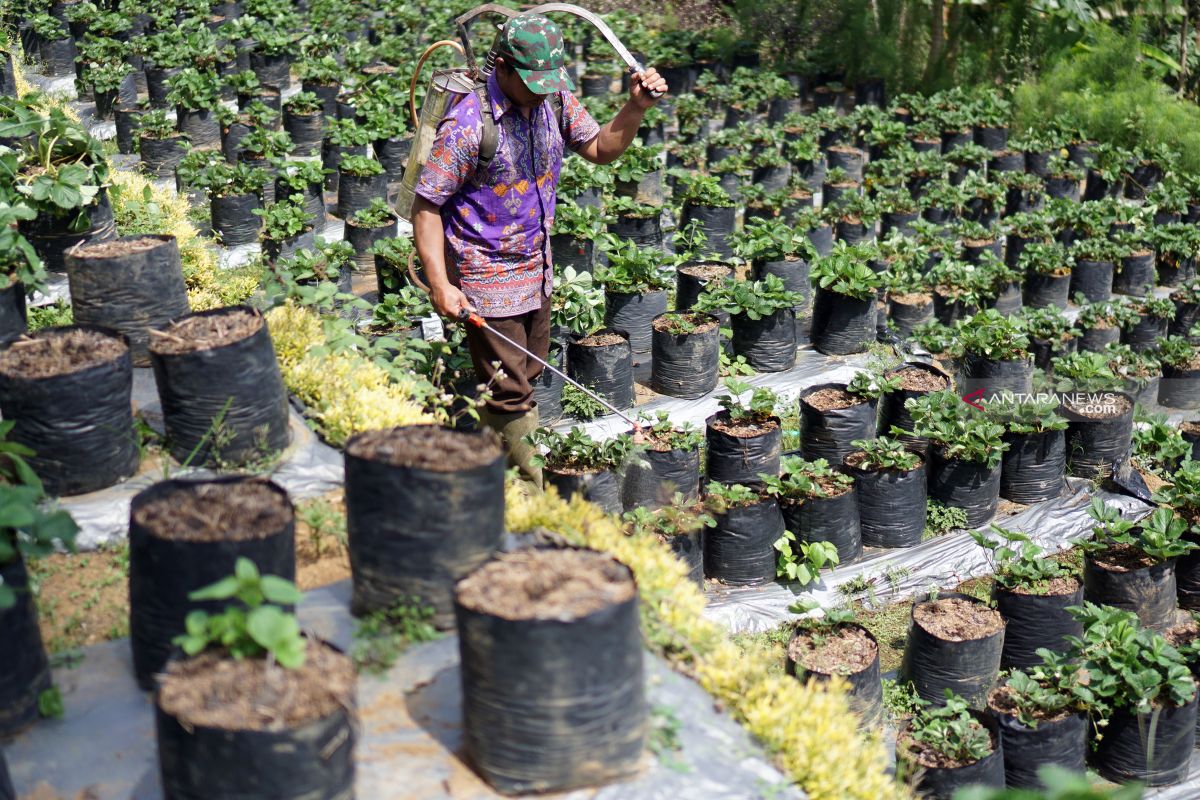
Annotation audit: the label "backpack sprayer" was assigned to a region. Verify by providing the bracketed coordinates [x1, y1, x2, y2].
[395, 3, 661, 435]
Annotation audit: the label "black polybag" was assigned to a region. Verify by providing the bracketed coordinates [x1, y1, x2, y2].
[1000, 429, 1067, 504]
[705, 411, 782, 484]
[0, 549, 50, 739]
[650, 317, 720, 399]
[811, 289, 875, 355]
[150, 306, 291, 467]
[845, 457, 927, 548]
[1090, 695, 1197, 787]
[994, 709, 1086, 790]
[993, 582, 1083, 670]
[566, 329, 634, 411]
[155, 674, 356, 800]
[900, 592, 1005, 708]
[780, 487, 862, 564]
[0, 325, 138, 497]
[65, 235, 191, 367]
[928, 448, 1002, 528]
[799, 383, 877, 466]
[705, 496, 781, 585]
[730, 308, 796, 372]
[621, 445, 701, 512]
[344, 428, 505, 626]
[454, 554, 645, 795]
[1083, 553, 1177, 632]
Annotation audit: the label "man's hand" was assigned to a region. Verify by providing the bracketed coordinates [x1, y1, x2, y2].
[629, 68, 668, 111]
[430, 283, 474, 319]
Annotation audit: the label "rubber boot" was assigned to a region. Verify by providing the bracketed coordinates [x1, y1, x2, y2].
[481, 406, 543, 490]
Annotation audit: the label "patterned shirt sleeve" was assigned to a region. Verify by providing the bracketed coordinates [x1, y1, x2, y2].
[415, 94, 482, 207]
[561, 91, 601, 152]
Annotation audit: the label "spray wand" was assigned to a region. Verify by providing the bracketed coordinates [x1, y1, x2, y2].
[456, 309, 645, 440]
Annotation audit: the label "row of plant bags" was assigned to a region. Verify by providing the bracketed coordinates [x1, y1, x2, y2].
[704, 482, 1149, 633]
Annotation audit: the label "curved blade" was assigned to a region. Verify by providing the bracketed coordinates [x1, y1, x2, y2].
[527, 2, 644, 72]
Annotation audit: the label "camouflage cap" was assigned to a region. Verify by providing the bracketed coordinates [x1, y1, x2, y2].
[499, 13, 575, 95]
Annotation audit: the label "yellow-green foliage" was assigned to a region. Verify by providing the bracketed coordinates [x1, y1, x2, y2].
[266, 302, 434, 446]
[11, 39, 79, 122]
[107, 171, 260, 310]
[505, 486, 908, 800]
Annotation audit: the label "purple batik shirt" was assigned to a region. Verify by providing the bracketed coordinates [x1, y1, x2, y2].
[415, 73, 601, 317]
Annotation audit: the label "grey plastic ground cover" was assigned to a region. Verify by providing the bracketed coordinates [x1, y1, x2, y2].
[62, 367, 344, 550]
[3, 580, 803, 800]
[704, 480, 1153, 634]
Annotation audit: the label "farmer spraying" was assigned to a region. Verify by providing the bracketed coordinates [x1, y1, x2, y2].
[412, 12, 667, 488]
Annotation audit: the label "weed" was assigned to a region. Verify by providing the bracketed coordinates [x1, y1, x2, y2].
[922, 501, 968, 541]
[561, 382, 608, 421]
[351, 598, 440, 675]
[296, 497, 347, 558]
[648, 705, 688, 772]
[38, 686, 64, 719]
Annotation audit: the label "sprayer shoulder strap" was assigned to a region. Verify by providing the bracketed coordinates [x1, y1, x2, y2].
[475, 83, 564, 174]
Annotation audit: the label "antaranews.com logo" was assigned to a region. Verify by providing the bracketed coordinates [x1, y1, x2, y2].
[961, 389, 1125, 416]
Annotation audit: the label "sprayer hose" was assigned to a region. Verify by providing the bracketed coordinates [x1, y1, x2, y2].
[409, 40, 466, 128]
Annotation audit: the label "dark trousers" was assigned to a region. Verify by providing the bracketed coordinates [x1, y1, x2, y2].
[463, 294, 551, 414]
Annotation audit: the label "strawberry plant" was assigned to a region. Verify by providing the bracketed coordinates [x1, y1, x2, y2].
[994, 655, 1087, 730]
[809, 243, 884, 300]
[622, 499, 715, 539]
[1083, 499, 1196, 562]
[167, 67, 223, 111]
[729, 217, 815, 263]
[350, 198, 394, 228]
[525, 427, 634, 472]
[905, 390, 1009, 468]
[283, 91, 324, 115]
[715, 378, 779, 425]
[849, 436, 922, 471]
[611, 140, 662, 184]
[901, 692, 993, 765]
[254, 195, 310, 240]
[369, 287, 433, 333]
[1156, 335, 1200, 370]
[986, 399, 1068, 434]
[174, 557, 307, 668]
[774, 533, 839, 584]
[338, 154, 385, 177]
[694, 274, 802, 320]
[672, 172, 734, 208]
[763, 456, 852, 500]
[636, 411, 704, 451]
[1051, 351, 1123, 393]
[1065, 602, 1197, 719]
[1132, 412, 1190, 478]
[959, 309, 1031, 361]
[703, 480, 763, 513]
[595, 236, 672, 293]
[970, 526, 1073, 594]
[551, 199, 603, 240]
[1017, 306, 1078, 342]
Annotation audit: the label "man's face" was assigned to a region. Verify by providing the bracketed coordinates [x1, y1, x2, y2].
[496, 58, 548, 111]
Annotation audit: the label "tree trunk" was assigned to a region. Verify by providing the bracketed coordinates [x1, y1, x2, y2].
[924, 0, 945, 84]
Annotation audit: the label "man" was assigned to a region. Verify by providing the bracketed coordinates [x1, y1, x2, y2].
[413, 13, 667, 487]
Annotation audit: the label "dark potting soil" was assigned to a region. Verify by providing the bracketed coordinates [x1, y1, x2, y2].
[577, 332, 626, 347]
[157, 641, 354, 731]
[788, 625, 877, 674]
[890, 292, 932, 306]
[1007, 575, 1080, 597]
[1091, 542, 1157, 572]
[1063, 393, 1132, 419]
[913, 597, 1004, 641]
[1182, 421, 1200, 437]
[455, 548, 635, 620]
[72, 237, 163, 258]
[988, 684, 1073, 724]
[132, 480, 291, 542]
[346, 426, 503, 471]
[710, 416, 781, 438]
[0, 329, 126, 379]
[844, 450, 921, 473]
[894, 367, 949, 392]
[805, 387, 867, 411]
[680, 263, 731, 280]
[651, 314, 719, 335]
[898, 726, 995, 770]
[151, 308, 262, 355]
